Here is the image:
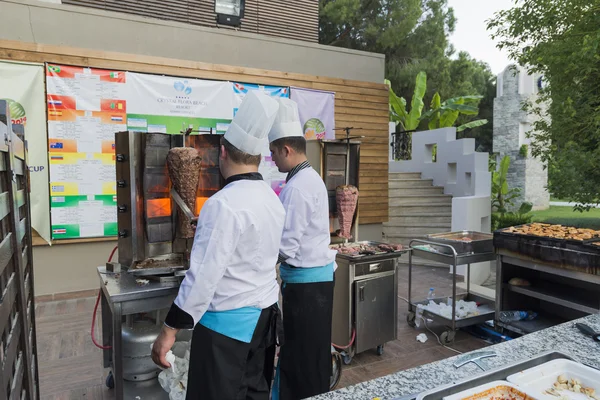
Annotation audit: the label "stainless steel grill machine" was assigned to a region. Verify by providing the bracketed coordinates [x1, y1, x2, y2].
[114, 130, 223, 277]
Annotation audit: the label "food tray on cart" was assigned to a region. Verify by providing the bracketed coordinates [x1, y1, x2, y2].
[331, 240, 408, 261]
[426, 231, 494, 255]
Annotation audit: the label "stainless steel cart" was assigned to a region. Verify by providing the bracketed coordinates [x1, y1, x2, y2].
[407, 235, 496, 344]
[98, 266, 179, 400]
[331, 241, 408, 364]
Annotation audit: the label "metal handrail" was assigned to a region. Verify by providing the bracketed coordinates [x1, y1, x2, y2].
[390, 129, 414, 160]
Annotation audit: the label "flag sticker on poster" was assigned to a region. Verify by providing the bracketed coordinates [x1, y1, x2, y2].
[290, 87, 335, 140]
[46, 64, 126, 239]
[233, 82, 289, 196]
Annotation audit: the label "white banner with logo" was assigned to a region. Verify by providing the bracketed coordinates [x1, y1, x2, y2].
[290, 87, 335, 140]
[126, 73, 233, 133]
[0, 61, 51, 243]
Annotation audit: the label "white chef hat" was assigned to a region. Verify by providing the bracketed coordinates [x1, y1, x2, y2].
[224, 91, 279, 155]
[268, 98, 304, 143]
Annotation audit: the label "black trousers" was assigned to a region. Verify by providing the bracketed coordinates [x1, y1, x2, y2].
[277, 281, 334, 400]
[186, 305, 279, 400]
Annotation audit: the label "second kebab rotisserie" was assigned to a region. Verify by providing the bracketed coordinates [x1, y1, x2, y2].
[336, 185, 359, 239]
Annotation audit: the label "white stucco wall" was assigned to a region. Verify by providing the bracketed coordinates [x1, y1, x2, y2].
[390, 127, 492, 284]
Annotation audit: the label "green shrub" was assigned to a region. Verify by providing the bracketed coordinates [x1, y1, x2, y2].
[492, 202, 534, 231]
[492, 213, 534, 231]
[519, 144, 528, 158]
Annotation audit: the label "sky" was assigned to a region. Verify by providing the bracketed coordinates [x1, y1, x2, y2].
[447, 0, 514, 75]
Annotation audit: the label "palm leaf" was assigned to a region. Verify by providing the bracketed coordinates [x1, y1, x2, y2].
[405, 71, 427, 130]
[457, 119, 489, 132]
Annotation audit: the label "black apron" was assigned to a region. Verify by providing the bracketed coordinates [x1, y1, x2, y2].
[185, 304, 282, 400]
[274, 279, 334, 400]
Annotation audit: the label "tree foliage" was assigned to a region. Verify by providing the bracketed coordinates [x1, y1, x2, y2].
[488, 0, 600, 209]
[320, 0, 496, 151]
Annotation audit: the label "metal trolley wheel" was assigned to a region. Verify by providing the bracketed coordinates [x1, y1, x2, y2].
[440, 330, 456, 345]
[105, 370, 114, 389]
[406, 312, 417, 328]
[330, 351, 343, 390]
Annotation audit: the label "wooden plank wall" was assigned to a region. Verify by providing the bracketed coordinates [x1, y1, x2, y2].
[0, 40, 389, 225]
[60, 0, 319, 42]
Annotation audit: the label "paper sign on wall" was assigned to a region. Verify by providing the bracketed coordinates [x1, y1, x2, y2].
[290, 87, 335, 140]
[0, 61, 51, 243]
[46, 64, 125, 239]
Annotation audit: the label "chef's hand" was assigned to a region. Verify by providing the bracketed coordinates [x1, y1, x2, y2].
[152, 325, 179, 369]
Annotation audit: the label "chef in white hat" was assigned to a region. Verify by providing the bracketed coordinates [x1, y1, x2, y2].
[268, 97, 337, 400]
[152, 91, 285, 400]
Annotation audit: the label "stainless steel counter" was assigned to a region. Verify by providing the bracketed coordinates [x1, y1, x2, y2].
[98, 266, 179, 400]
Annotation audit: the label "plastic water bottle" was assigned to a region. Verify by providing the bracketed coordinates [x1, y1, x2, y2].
[427, 288, 436, 300]
[499, 311, 537, 323]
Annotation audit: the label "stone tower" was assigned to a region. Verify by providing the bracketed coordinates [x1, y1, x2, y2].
[493, 65, 549, 210]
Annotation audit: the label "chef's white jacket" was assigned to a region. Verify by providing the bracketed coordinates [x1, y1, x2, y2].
[167, 178, 285, 328]
[279, 167, 337, 268]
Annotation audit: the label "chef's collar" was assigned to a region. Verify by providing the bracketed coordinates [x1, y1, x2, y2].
[225, 172, 264, 185]
[286, 160, 311, 183]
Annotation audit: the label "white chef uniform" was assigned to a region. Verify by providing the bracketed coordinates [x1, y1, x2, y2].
[269, 97, 337, 400]
[164, 91, 285, 400]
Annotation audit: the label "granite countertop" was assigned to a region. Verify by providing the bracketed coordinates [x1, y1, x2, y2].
[314, 314, 600, 400]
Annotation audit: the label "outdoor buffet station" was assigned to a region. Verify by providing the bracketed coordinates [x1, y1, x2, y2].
[315, 223, 600, 400]
[98, 128, 408, 398]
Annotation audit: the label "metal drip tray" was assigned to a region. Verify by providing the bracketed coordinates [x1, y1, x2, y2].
[129, 256, 185, 276]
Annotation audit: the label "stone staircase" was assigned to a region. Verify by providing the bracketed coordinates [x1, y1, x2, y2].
[383, 172, 452, 265]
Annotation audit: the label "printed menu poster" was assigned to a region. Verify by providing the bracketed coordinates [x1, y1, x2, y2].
[233, 82, 289, 195]
[46, 64, 124, 239]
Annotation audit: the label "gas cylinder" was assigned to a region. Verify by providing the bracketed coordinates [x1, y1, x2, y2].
[122, 317, 161, 382]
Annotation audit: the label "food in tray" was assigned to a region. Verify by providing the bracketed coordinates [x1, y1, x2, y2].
[462, 386, 535, 400]
[545, 375, 599, 400]
[508, 278, 531, 287]
[443, 383, 536, 400]
[504, 223, 600, 241]
[330, 242, 403, 256]
[377, 243, 403, 252]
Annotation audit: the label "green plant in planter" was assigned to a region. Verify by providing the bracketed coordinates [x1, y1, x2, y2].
[385, 72, 427, 131]
[492, 155, 520, 214]
[491, 155, 533, 230]
[519, 144, 528, 158]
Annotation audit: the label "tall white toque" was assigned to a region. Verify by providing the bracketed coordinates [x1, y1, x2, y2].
[224, 91, 280, 155]
[268, 97, 304, 143]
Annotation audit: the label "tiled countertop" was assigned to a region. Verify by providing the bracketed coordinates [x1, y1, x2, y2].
[314, 314, 600, 400]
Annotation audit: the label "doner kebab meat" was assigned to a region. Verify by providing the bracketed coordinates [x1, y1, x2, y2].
[336, 185, 359, 239]
[167, 147, 202, 239]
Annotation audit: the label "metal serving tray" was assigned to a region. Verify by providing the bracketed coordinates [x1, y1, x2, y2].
[494, 226, 600, 274]
[331, 240, 408, 261]
[415, 351, 573, 400]
[426, 231, 494, 255]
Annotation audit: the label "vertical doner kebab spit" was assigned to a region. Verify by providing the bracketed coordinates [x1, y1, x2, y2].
[167, 147, 202, 238]
[336, 185, 358, 239]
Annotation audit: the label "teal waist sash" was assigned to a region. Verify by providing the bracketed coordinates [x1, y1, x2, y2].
[279, 262, 334, 284]
[199, 307, 262, 343]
